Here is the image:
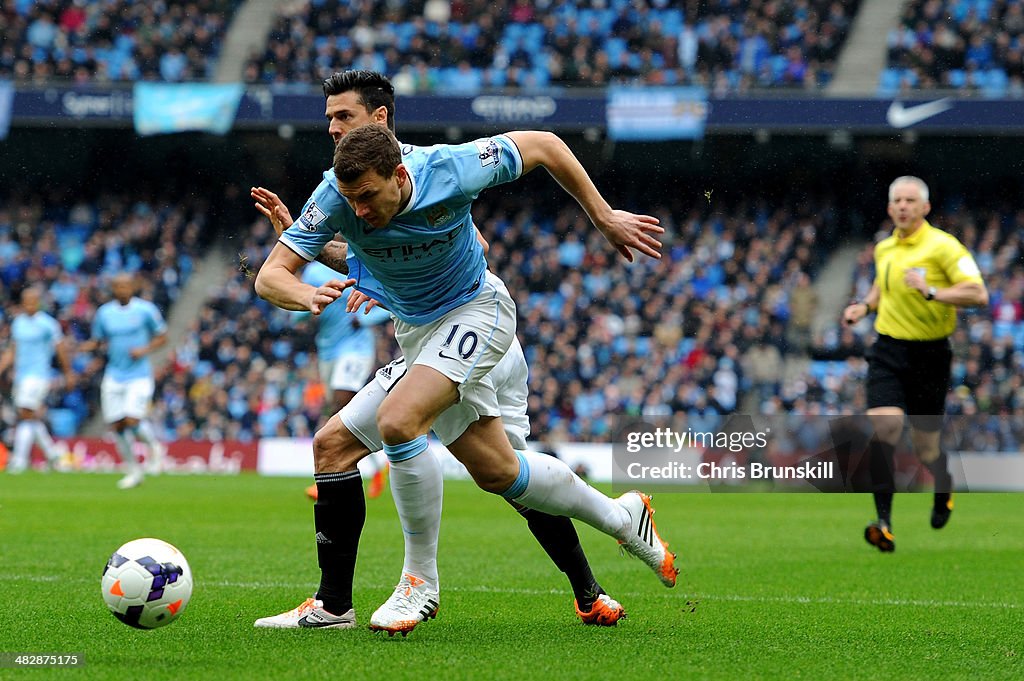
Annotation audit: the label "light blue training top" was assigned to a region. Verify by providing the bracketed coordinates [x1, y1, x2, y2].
[12, 311, 62, 380]
[300, 260, 390, 361]
[91, 297, 167, 381]
[280, 135, 523, 324]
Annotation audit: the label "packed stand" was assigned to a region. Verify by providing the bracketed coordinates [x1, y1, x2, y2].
[477, 192, 829, 441]
[881, 0, 1024, 96]
[0, 192, 207, 441]
[810, 205, 1024, 452]
[244, 0, 862, 94]
[0, 0, 240, 83]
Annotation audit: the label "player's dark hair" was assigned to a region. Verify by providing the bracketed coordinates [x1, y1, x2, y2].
[322, 70, 396, 132]
[333, 125, 402, 183]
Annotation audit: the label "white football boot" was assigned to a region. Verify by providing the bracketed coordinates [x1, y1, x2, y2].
[254, 596, 357, 629]
[369, 573, 439, 636]
[116, 471, 144, 489]
[616, 491, 679, 587]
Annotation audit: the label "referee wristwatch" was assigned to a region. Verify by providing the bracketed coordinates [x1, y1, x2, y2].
[925, 286, 937, 301]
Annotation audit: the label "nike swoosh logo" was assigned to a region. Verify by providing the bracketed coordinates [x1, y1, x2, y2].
[886, 99, 953, 129]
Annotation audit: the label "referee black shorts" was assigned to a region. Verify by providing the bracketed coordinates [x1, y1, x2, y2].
[866, 334, 952, 432]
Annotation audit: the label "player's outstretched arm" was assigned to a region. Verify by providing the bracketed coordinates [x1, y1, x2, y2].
[504, 130, 663, 262]
[251, 187, 294, 235]
[255, 242, 355, 314]
[252, 186, 349, 274]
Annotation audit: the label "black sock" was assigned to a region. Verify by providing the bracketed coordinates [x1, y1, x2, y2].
[869, 438, 895, 525]
[313, 470, 365, 614]
[521, 508, 603, 609]
[927, 450, 953, 494]
[873, 491, 894, 526]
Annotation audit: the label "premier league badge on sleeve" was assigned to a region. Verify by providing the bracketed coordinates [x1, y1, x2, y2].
[474, 138, 501, 167]
[297, 201, 328, 232]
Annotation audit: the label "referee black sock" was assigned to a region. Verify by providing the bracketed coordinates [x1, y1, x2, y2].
[927, 449, 953, 494]
[313, 470, 365, 615]
[873, 491, 894, 527]
[868, 438, 896, 525]
[520, 508, 603, 610]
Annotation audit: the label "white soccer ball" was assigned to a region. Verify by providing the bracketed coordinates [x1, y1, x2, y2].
[101, 538, 193, 629]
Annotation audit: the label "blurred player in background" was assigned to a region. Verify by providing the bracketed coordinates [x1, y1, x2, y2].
[0, 287, 74, 472]
[86, 273, 168, 489]
[250, 70, 630, 633]
[843, 176, 988, 552]
[301, 259, 391, 499]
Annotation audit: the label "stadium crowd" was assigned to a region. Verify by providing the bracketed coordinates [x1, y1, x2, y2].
[0, 0, 239, 83]
[245, 0, 862, 93]
[882, 0, 1024, 96]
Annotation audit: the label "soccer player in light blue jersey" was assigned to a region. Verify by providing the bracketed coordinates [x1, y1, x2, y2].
[256, 122, 678, 632]
[87, 273, 168, 489]
[0, 287, 73, 472]
[250, 70, 629, 635]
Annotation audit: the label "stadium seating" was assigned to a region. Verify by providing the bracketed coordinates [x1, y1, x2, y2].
[880, 0, 1024, 96]
[245, 0, 863, 93]
[0, 0, 241, 83]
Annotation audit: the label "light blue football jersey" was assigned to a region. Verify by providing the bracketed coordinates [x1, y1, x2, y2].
[280, 135, 523, 324]
[12, 312, 62, 380]
[91, 297, 167, 381]
[300, 260, 390, 361]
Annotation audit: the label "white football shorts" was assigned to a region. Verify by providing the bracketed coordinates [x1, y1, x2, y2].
[340, 336, 530, 450]
[14, 376, 50, 410]
[319, 353, 375, 393]
[101, 375, 155, 423]
[390, 270, 517, 422]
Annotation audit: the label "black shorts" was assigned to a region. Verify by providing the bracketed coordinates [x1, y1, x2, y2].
[866, 334, 952, 431]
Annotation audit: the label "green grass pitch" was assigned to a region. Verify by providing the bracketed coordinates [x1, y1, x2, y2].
[1, 473, 1021, 680]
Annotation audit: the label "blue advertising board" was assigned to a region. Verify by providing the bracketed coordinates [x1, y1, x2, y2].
[0, 81, 12, 140]
[133, 83, 245, 136]
[607, 86, 708, 140]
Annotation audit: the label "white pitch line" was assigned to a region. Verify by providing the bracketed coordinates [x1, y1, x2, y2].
[4, 574, 1020, 610]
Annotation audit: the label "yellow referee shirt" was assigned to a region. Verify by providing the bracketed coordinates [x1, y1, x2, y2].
[873, 221, 984, 341]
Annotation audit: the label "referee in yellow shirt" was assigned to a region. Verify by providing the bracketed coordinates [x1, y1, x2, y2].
[843, 176, 988, 552]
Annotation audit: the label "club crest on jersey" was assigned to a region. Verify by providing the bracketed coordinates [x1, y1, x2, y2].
[474, 138, 501, 167]
[425, 203, 453, 226]
[297, 201, 328, 232]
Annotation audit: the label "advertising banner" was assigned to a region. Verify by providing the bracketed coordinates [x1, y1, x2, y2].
[607, 86, 709, 140]
[0, 81, 13, 140]
[133, 83, 245, 136]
